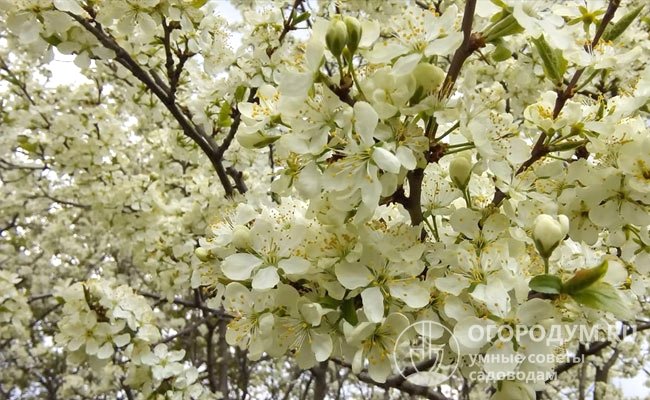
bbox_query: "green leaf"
[531,35,567,85]
[547,140,588,153]
[492,44,512,62]
[252,135,280,149]
[17,135,37,154]
[217,102,232,127]
[292,11,311,26]
[234,85,247,103]
[570,282,631,319]
[567,17,583,26]
[603,5,645,41]
[483,13,523,43]
[42,34,62,46]
[563,260,608,294]
[340,297,358,325]
[319,295,341,309]
[529,274,563,294]
[189,0,208,8]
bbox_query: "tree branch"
[205,321,219,393]
[0,55,52,129]
[138,291,228,316]
[217,311,230,399]
[65,11,238,196]
[404,168,425,229]
[394,0,481,232]
[0,213,19,235]
[311,361,328,400]
[157,317,208,345]
[438,0,483,99]
[331,358,450,400]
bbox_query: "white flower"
[346,313,410,383]
[222,282,276,358]
[142,344,186,381]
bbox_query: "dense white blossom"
[1,0,650,399]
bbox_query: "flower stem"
[544,257,550,274]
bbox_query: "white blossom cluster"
[194,1,650,397]
[0,0,649,398]
[56,280,213,399]
[0,271,32,341]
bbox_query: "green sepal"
[484,14,523,43]
[234,86,247,103]
[17,135,38,154]
[252,135,280,149]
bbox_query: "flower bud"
[194,247,211,262]
[412,63,446,94]
[449,153,473,189]
[532,214,569,258]
[341,47,351,63]
[231,225,251,250]
[326,19,348,58]
[344,16,362,53]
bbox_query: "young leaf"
[603,5,645,41]
[529,274,563,294]
[531,35,567,85]
[570,282,631,319]
[563,260,608,294]
[292,12,311,26]
[217,102,232,127]
[492,44,512,62]
[483,14,523,43]
[190,0,209,8]
[341,297,358,325]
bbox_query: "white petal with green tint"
[311,332,333,361]
[335,262,372,289]
[252,266,279,290]
[361,286,385,323]
[279,256,311,275]
[221,253,262,280]
[389,282,430,308]
[372,147,401,174]
[354,101,378,145]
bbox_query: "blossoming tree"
[1,0,650,399]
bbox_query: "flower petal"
[372,147,401,174]
[252,266,280,290]
[221,253,262,281]
[361,286,384,323]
